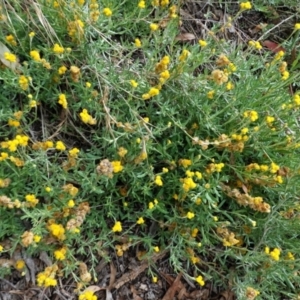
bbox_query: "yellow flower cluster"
[148,199,159,209]
[243,110,258,122]
[248,40,262,50]
[6,34,17,46]
[245,287,260,300]
[181,177,197,192]
[206,162,225,173]
[142,87,160,100]
[4,52,17,62]
[103,7,112,17]
[240,1,252,10]
[1,135,29,152]
[111,161,123,173]
[79,109,96,125]
[68,19,85,41]
[217,226,240,247]
[195,275,205,286]
[25,194,39,207]
[278,61,289,80]
[79,291,97,300]
[153,0,169,6]
[58,94,67,109]
[178,158,192,168]
[112,221,122,232]
[37,265,58,287]
[56,140,66,151]
[19,75,30,90]
[48,223,66,240]
[179,49,190,62]
[265,246,281,261]
[53,43,65,54]
[54,246,67,260]
[154,175,163,186]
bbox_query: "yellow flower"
[29,32,35,38]
[134,38,142,48]
[181,177,197,192]
[246,287,260,299]
[179,159,192,168]
[179,49,190,62]
[240,1,252,10]
[58,94,67,109]
[111,161,123,173]
[226,82,234,90]
[86,82,91,88]
[34,235,42,243]
[19,75,29,90]
[6,35,17,46]
[198,39,207,47]
[269,248,281,261]
[54,247,67,260]
[112,221,122,232]
[30,50,41,61]
[25,194,39,206]
[148,202,154,209]
[195,275,205,286]
[162,167,169,173]
[56,141,66,151]
[152,276,158,283]
[150,23,159,31]
[8,119,20,127]
[67,199,75,208]
[130,80,138,87]
[153,246,160,252]
[15,260,25,270]
[118,147,128,157]
[53,44,64,54]
[270,162,279,174]
[186,212,195,219]
[48,223,65,240]
[154,175,163,186]
[4,52,17,62]
[69,148,80,157]
[58,66,67,75]
[79,291,97,300]
[294,23,300,30]
[29,100,37,108]
[138,1,146,8]
[207,90,215,99]
[103,7,112,17]
[0,245,3,252]
[136,217,145,225]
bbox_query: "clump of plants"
[0,1,300,299]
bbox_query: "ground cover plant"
[0,0,300,299]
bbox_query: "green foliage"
[0,0,300,299]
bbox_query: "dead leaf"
[0,259,14,268]
[106,289,114,300]
[108,262,116,289]
[130,285,143,300]
[0,42,20,71]
[112,250,167,290]
[249,23,268,35]
[262,40,285,53]
[175,33,196,41]
[189,289,210,299]
[220,289,235,300]
[162,273,182,300]
[84,285,103,293]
